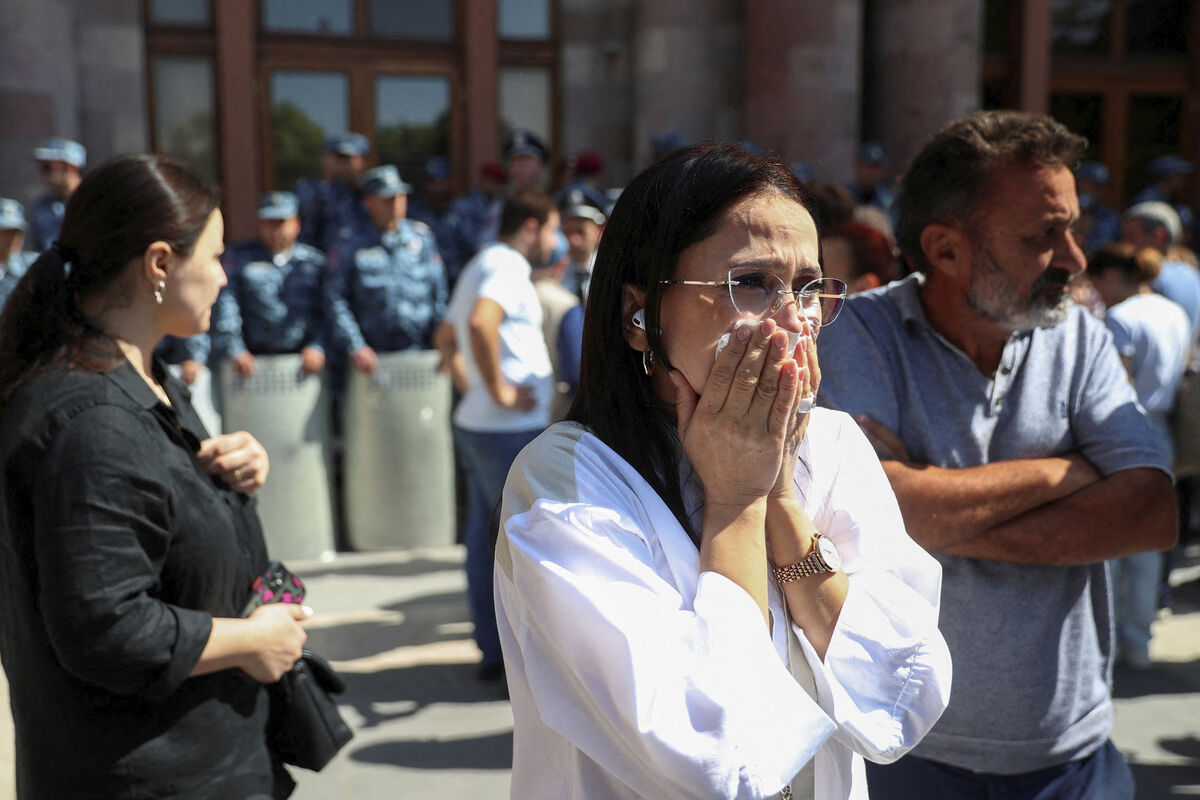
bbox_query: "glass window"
[148,0,210,26]
[1050,93,1103,161]
[270,71,350,189]
[374,76,452,180]
[262,0,353,35]
[981,80,1008,110]
[499,67,551,150]
[1126,94,1184,202]
[369,0,454,40]
[982,0,1009,54]
[499,0,551,39]
[1126,0,1189,54]
[151,55,217,183]
[1051,0,1112,54]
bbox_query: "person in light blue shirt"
[325,165,447,377]
[0,199,38,313]
[1120,201,1200,340]
[820,110,1174,800]
[212,191,327,377]
[28,137,86,253]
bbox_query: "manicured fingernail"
[301,604,314,617]
[736,324,752,341]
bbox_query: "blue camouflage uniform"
[408,194,475,288]
[212,240,328,361]
[296,179,372,255]
[26,196,64,254]
[154,334,210,365]
[325,219,447,355]
[28,137,87,253]
[0,251,37,313]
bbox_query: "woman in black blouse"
[0,155,308,798]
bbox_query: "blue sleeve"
[209,274,245,361]
[180,333,210,365]
[1071,316,1171,476]
[324,243,366,354]
[304,255,327,353]
[815,297,902,432]
[558,304,585,387]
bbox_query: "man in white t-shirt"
[434,189,560,679]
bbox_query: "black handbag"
[267,649,354,771]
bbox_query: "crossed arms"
[857,415,1177,566]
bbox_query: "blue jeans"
[1109,551,1163,661]
[453,425,542,667]
[864,741,1133,799]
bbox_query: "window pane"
[1051,0,1112,54]
[500,67,551,151]
[981,79,1008,110]
[369,0,454,39]
[270,71,350,189]
[983,0,1009,54]
[1126,94,1184,203]
[1126,0,1189,54]
[149,0,210,25]
[1050,93,1103,161]
[262,0,352,35]
[374,76,452,180]
[499,0,550,39]
[151,56,217,183]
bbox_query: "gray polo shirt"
[817,273,1170,774]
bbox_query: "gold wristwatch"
[772,533,842,582]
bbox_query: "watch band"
[771,534,832,583]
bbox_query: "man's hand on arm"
[853,414,1174,564]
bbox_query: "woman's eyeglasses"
[661,268,848,326]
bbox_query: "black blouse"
[0,359,274,798]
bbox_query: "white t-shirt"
[448,243,553,432]
[495,410,952,799]
[1105,292,1191,416]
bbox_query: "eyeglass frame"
[659,270,848,326]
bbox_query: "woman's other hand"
[770,315,820,499]
[197,431,270,493]
[241,603,309,683]
[670,317,800,508]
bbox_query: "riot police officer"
[212,191,328,376]
[325,165,447,376]
[0,199,38,312]
[28,137,86,253]
[295,133,372,254]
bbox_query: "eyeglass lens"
[727,268,846,326]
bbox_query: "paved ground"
[1,545,1198,798]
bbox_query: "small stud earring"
[153,281,165,305]
[642,349,654,375]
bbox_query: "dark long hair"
[568,142,813,542]
[0,154,218,411]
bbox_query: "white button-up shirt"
[495,409,952,799]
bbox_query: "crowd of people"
[0,111,1196,797]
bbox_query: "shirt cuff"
[142,606,213,701]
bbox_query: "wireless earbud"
[631,307,646,330]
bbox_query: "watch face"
[817,535,842,572]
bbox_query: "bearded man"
[817,110,1175,800]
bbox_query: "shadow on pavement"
[1129,760,1200,799]
[1112,660,1200,699]
[350,729,514,771]
[299,556,463,581]
[340,662,508,730]
[305,590,470,660]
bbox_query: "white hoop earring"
[642,349,654,375]
[153,281,165,305]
